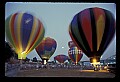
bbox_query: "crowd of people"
[16,62,96,71]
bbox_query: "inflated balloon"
[69,7,115,64]
[54,54,68,63]
[35,37,57,61]
[68,47,83,64]
[5,12,45,59]
[68,41,76,48]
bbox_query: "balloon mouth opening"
[18,51,26,59]
[75,62,78,65]
[90,57,100,65]
[42,59,49,65]
[43,60,47,65]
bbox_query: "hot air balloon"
[54,54,68,64]
[68,47,83,65]
[68,41,76,48]
[5,12,45,60]
[35,37,57,64]
[69,7,116,65]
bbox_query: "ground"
[15,68,115,78]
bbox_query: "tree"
[32,57,38,62]
[24,57,30,62]
[5,41,18,62]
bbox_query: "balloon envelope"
[69,7,115,63]
[68,41,76,48]
[54,54,68,63]
[5,12,45,59]
[68,47,83,64]
[35,37,57,60]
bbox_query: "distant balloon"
[68,47,83,65]
[35,37,57,63]
[69,7,116,64]
[54,54,68,63]
[68,41,76,48]
[5,12,45,59]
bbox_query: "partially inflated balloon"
[54,54,68,63]
[35,37,57,61]
[69,7,115,63]
[5,12,45,59]
[68,47,83,64]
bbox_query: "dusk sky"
[5,2,116,62]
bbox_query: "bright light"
[75,62,77,65]
[19,51,26,59]
[44,60,47,65]
[43,57,47,58]
[91,62,100,65]
[93,58,97,62]
[21,51,26,54]
[104,66,108,70]
[91,58,100,65]
[62,47,64,48]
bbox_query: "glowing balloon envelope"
[5,12,45,59]
[69,7,116,64]
[35,37,57,63]
[68,47,83,65]
[54,54,68,64]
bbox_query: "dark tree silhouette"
[24,57,30,62]
[5,41,18,62]
[32,57,38,62]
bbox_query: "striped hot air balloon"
[69,7,116,64]
[35,37,57,64]
[68,47,83,65]
[5,12,45,59]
